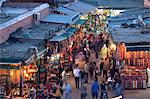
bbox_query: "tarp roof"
[79,0,143,8]
[76,19,87,25]
[11,23,65,40]
[50,27,77,41]
[63,1,96,14]
[41,14,73,24]
[49,35,67,42]
[0,40,45,63]
[41,7,80,24]
[109,27,150,44]
[63,27,77,37]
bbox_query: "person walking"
[100,59,104,76]
[63,82,72,99]
[89,62,95,80]
[103,58,110,80]
[73,65,80,89]
[91,79,99,99]
[54,83,61,99]
[61,69,68,83]
[95,66,99,80]
[113,76,123,97]
[100,81,108,99]
[84,61,89,83]
[80,69,86,85]
[80,83,87,99]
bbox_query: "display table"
[121,66,147,89]
[121,75,147,89]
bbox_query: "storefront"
[115,43,150,89]
[0,63,20,96]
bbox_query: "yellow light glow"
[57,54,60,58]
[10,71,14,76]
[25,74,29,78]
[23,70,27,74]
[51,56,54,61]
[110,43,116,51]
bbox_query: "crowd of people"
[25,30,123,99]
[5,27,122,99]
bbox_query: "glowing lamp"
[51,56,54,61]
[110,43,116,51]
[10,71,14,76]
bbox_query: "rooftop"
[79,0,144,8]
[0,2,49,44]
[0,2,43,24]
[63,1,96,14]
[41,6,80,24]
[108,8,150,21]
[11,23,65,40]
[0,39,45,63]
[109,27,150,44]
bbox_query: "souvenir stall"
[23,62,38,83]
[47,53,60,83]
[0,64,20,96]
[116,43,150,89]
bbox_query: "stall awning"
[0,58,22,63]
[127,45,150,51]
[76,19,87,25]
[41,7,80,24]
[0,65,20,70]
[49,35,67,42]
[63,1,96,14]
[50,27,77,42]
[62,27,77,37]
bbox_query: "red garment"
[45,83,52,92]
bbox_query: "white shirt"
[73,68,80,77]
[61,70,66,80]
[107,77,112,82]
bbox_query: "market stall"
[116,43,150,89]
[0,64,20,96]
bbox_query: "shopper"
[54,83,61,99]
[103,58,110,80]
[80,83,87,99]
[84,62,89,83]
[63,82,72,99]
[89,62,94,80]
[100,81,108,99]
[95,66,99,80]
[73,65,80,89]
[91,79,99,99]
[61,69,68,83]
[100,59,104,76]
[113,77,123,97]
[80,69,86,85]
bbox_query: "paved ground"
[66,76,150,99]
[64,51,150,99]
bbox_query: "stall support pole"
[19,65,23,97]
